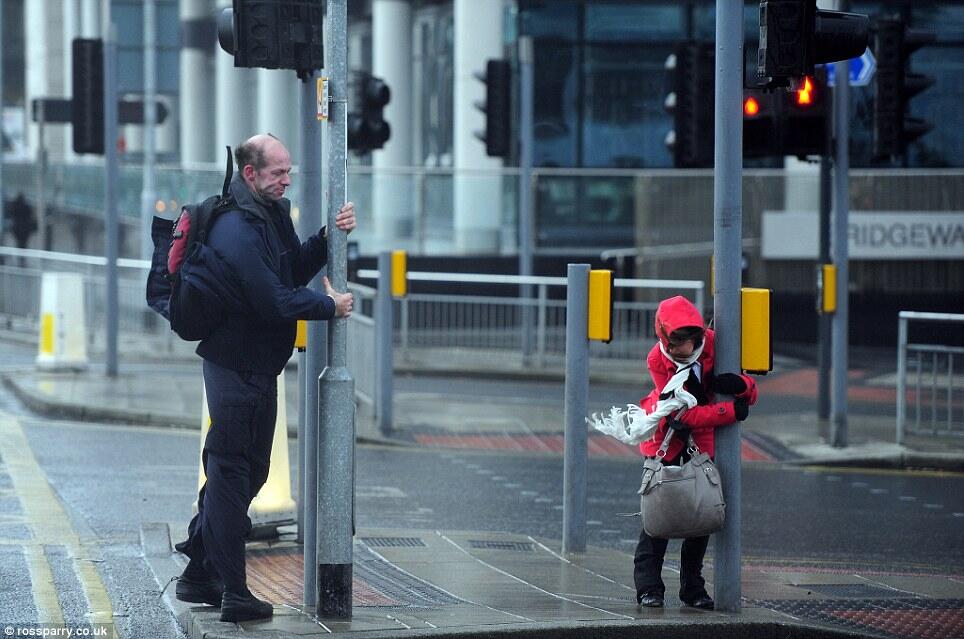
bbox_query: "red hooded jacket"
[638,296,756,459]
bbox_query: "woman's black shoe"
[220,590,274,622]
[174,576,223,607]
[637,592,664,608]
[682,594,715,610]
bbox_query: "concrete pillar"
[25,0,66,159]
[452,0,503,253]
[372,0,414,252]
[783,157,820,213]
[180,0,215,164]
[80,0,101,37]
[257,69,300,151]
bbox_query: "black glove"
[734,397,750,421]
[714,372,748,395]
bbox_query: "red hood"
[654,296,705,348]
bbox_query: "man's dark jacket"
[194,174,335,375]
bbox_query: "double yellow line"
[0,411,114,628]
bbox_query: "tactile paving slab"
[749,598,964,639]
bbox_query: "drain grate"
[468,540,534,552]
[361,536,426,548]
[354,544,463,607]
[795,583,910,598]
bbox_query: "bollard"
[36,272,88,371]
[197,373,297,533]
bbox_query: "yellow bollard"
[197,373,297,530]
[36,273,88,371]
[741,287,772,374]
[587,269,614,343]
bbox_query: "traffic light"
[872,17,935,160]
[217,0,324,74]
[743,88,778,159]
[758,1,869,87]
[664,42,714,168]
[72,38,104,155]
[782,69,829,157]
[474,59,511,157]
[347,74,391,153]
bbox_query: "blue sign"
[825,48,876,87]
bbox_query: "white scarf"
[588,361,698,445]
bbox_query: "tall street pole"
[140,0,157,261]
[0,1,5,246]
[103,1,119,377]
[518,36,534,361]
[831,53,850,447]
[318,0,354,619]
[712,0,744,612]
[299,68,326,607]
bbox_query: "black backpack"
[146,148,238,341]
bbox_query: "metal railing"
[896,311,964,444]
[347,282,376,407]
[358,269,704,366]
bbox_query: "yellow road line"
[0,411,115,625]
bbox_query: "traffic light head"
[872,17,935,160]
[72,39,105,155]
[218,1,324,74]
[347,74,391,153]
[664,42,714,168]
[473,59,511,158]
[759,0,868,86]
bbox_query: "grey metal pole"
[712,0,744,613]
[140,0,157,261]
[104,14,119,378]
[562,263,589,554]
[376,251,394,435]
[0,2,5,246]
[297,348,306,544]
[817,155,832,423]
[518,36,534,362]
[896,315,907,445]
[831,54,850,448]
[299,70,326,607]
[36,103,47,252]
[319,0,354,619]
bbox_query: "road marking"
[0,410,114,625]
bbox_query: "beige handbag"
[638,420,725,539]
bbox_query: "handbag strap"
[655,408,699,460]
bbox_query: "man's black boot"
[221,589,273,622]
[175,563,223,607]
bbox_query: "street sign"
[31,97,169,125]
[825,48,876,87]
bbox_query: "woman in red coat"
[634,296,757,610]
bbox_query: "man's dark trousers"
[178,360,277,593]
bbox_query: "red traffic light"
[744,96,761,117]
[795,76,816,106]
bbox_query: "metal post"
[536,283,547,367]
[831,53,850,448]
[103,11,119,378]
[318,0,354,619]
[36,103,47,252]
[297,349,306,543]
[712,0,743,612]
[896,314,907,445]
[140,0,157,261]
[376,252,394,435]
[817,154,832,422]
[518,36,535,362]
[562,263,589,554]
[299,70,326,607]
[0,2,5,246]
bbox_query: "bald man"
[174,134,355,622]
